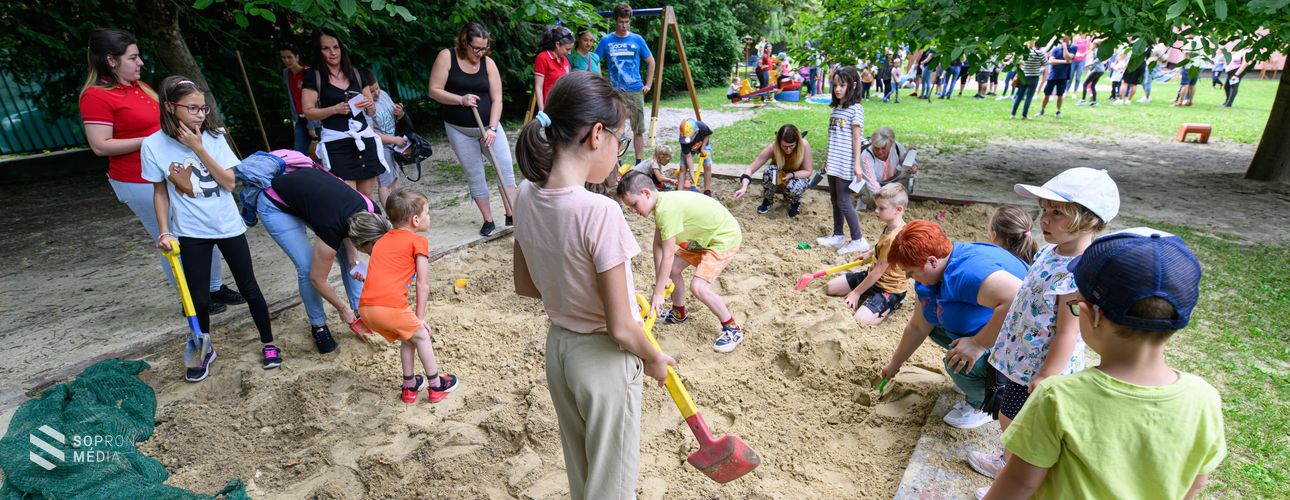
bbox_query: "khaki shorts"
[621,90,646,137]
[358,305,422,342]
[677,245,739,283]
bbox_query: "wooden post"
[670,18,702,123]
[647,7,671,149]
[524,92,536,124]
[234,50,271,151]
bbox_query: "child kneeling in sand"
[350,189,459,403]
[622,144,677,189]
[824,183,909,325]
[619,171,746,352]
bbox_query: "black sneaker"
[787,202,801,218]
[480,220,496,237]
[312,325,338,354]
[504,215,513,227]
[210,285,245,305]
[262,344,282,369]
[209,302,227,315]
[185,346,216,382]
[660,308,688,324]
[757,201,772,214]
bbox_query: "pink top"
[513,182,642,334]
[1073,40,1090,62]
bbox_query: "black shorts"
[990,70,1000,83]
[1043,79,1069,96]
[996,375,1031,420]
[1123,68,1145,85]
[976,71,990,83]
[844,271,906,316]
[322,137,384,181]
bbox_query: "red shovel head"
[684,413,761,483]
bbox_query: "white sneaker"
[975,486,990,500]
[968,451,1006,479]
[837,237,871,254]
[944,401,993,428]
[995,95,1008,100]
[1138,97,1151,103]
[816,234,845,247]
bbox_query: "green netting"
[0,359,246,499]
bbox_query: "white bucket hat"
[1014,167,1120,222]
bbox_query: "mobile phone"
[344,90,361,99]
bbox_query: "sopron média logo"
[28,425,65,471]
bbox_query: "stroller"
[390,113,433,182]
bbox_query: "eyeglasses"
[170,103,211,115]
[1066,299,1094,317]
[469,44,491,54]
[580,123,632,157]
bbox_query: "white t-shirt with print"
[140,130,246,239]
[825,103,864,180]
[988,244,1083,385]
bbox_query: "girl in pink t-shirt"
[511,71,675,499]
[533,25,574,112]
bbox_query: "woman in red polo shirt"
[533,25,574,113]
[79,28,240,312]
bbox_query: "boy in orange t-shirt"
[352,189,459,403]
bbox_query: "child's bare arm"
[1184,475,1208,500]
[414,254,429,320]
[651,230,677,312]
[598,262,674,384]
[851,123,864,176]
[513,242,541,299]
[1032,291,1082,391]
[983,458,1049,499]
[152,182,174,251]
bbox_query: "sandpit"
[136,191,994,499]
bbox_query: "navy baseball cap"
[1068,228,1202,331]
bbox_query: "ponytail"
[989,206,1040,265]
[515,71,626,185]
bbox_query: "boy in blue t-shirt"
[595,3,655,165]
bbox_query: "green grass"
[1128,221,1290,497]
[661,78,1279,164]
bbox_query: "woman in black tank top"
[428,22,517,237]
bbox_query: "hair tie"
[535,111,551,128]
[1026,230,1034,237]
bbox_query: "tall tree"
[806,0,1290,181]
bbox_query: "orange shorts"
[676,245,739,283]
[357,305,423,342]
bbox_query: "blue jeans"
[292,116,313,155]
[109,179,222,292]
[1003,70,1017,95]
[1071,59,1087,90]
[1012,75,1039,117]
[940,67,961,98]
[920,67,934,97]
[928,327,992,409]
[257,193,362,326]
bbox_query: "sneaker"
[262,344,282,369]
[311,325,339,354]
[968,451,1006,479]
[185,346,216,382]
[210,285,245,305]
[787,202,801,218]
[944,400,993,429]
[816,234,845,247]
[1089,101,1099,107]
[996,95,1008,100]
[504,215,513,226]
[400,375,428,403]
[427,374,460,403]
[660,307,688,324]
[1055,111,1062,118]
[837,237,871,254]
[1038,110,1045,117]
[975,486,990,500]
[713,324,744,353]
[757,200,772,214]
[1138,97,1151,103]
[209,302,227,315]
[1075,99,1087,105]
[480,220,496,237]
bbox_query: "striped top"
[1021,48,1047,77]
[826,103,864,179]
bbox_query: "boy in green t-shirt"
[984,228,1225,500]
[618,171,745,353]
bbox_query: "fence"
[0,73,86,155]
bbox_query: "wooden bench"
[1176,123,1212,143]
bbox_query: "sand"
[134,194,994,499]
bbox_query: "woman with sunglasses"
[142,76,277,381]
[428,22,517,237]
[79,28,241,314]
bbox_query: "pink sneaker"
[968,450,1006,479]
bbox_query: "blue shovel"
[162,240,212,372]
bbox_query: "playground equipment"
[1176,123,1212,143]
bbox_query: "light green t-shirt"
[1002,368,1226,500]
[654,191,742,251]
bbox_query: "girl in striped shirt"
[816,66,870,255]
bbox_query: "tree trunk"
[1246,67,1290,182]
[133,0,212,96]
